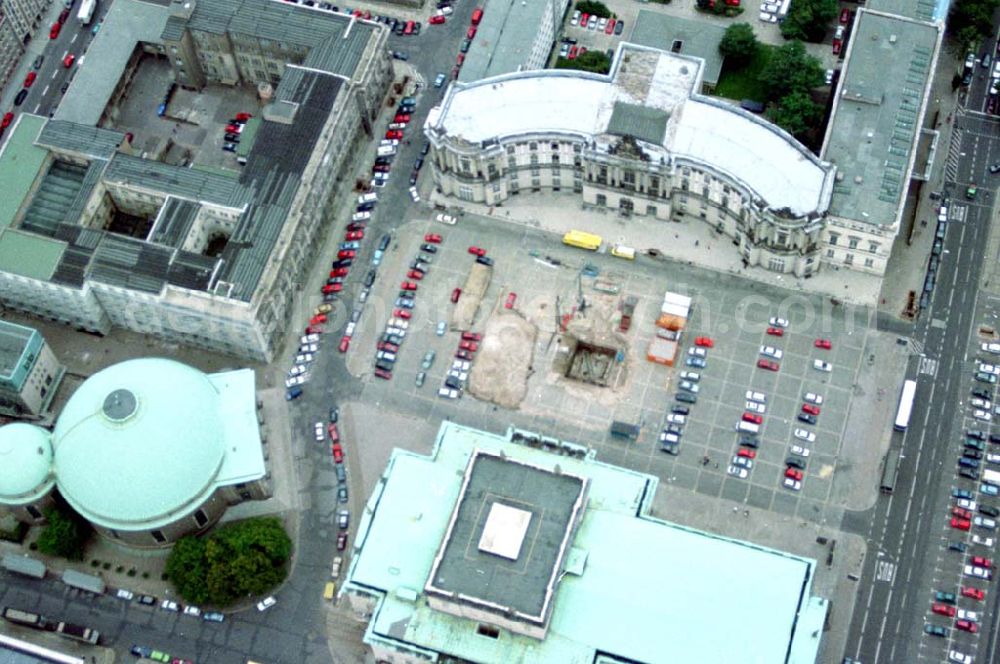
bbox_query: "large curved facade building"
[425,45,837,277]
[0,358,271,548]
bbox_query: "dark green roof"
[607,102,669,145]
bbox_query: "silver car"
[759,345,783,360]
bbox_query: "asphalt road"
[844,44,1000,664]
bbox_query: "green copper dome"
[0,423,54,502]
[53,358,227,529]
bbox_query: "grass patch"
[714,43,774,102]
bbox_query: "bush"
[719,23,759,66]
[90,560,100,568]
[779,0,838,42]
[36,505,91,561]
[127,568,137,577]
[576,0,611,18]
[166,517,292,607]
[555,51,612,75]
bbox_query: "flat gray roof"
[821,9,940,226]
[629,12,726,87]
[0,321,34,379]
[458,0,552,82]
[426,451,586,623]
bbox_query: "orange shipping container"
[656,314,685,331]
[647,338,677,366]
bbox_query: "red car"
[456,53,465,67]
[605,18,615,33]
[568,45,578,60]
[742,412,763,424]
[338,249,356,259]
[580,12,589,26]
[49,22,61,39]
[345,230,364,241]
[953,506,973,520]
[338,336,350,353]
[462,332,482,341]
[62,54,75,68]
[235,112,253,121]
[429,14,446,23]
[467,26,477,39]
[757,359,779,371]
[456,349,473,360]
[766,327,784,337]
[814,339,832,349]
[372,164,390,173]
[785,467,803,481]
[330,267,349,278]
[332,443,344,463]
[311,314,327,325]
[694,336,714,348]
[424,233,442,243]
[451,288,462,303]
[1,112,13,128]
[802,403,820,416]
[971,556,993,568]
[505,292,517,309]
[956,619,977,633]
[400,281,418,291]
[328,423,340,442]
[336,532,348,551]
[407,270,424,280]
[374,368,393,380]
[952,517,972,531]
[322,284,340,294]
[393,308,412,320]
[58,8,70,23]
[346,222,366,232]
[23,72,36,88]
[394,114,411,123]
[833,39,842,56]
[931,603,956,617]
[460,340,479,352]
[404,19,415,34]
[378,341,400,353]
[468,246,486,257]
[839,7,851,23]
[386,130,404,140]
[962,586,985,601]
[737,448,756,459]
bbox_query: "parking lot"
[340,211,899,525]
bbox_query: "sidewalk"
[430,189,884,306]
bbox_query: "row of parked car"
[116,587,225,622]
[569,9,625,35]
[659,339,712,457]
[221,112,251,153]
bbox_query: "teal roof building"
[0,423,55,506]
[0,357,269,547]
[343,422,828,663]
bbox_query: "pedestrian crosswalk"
[945,127,964,183]
[918,356,938,376]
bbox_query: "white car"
[981,363,1000,375]
[299,343,318,353]
[793,428,816,443]
[982,342,1000,354]
[183,605,201,617]
[965,564,993,579]
[597,16,607,30]
[762,1,778,10]
[958,498,978,510]
[727,465,749,479]
[448,370,469,382]
[972,398,992,409]
[681,371,701,382]
[352,211,371,222]
[116,589,134,600]
[314,422,324,441]
[285,375,306,388]
[974,409,992,422]
[376,350,396,362]
[379,139,399,147]
[408,186,421,202]
[975,516,997,529]
[783,477,801,491]
[949,651,972,664]
[745,401,766,414]
[803,392,824,405]
[987,453,1000,465]
[972,534,994,546]
[386,326,407,338]
[813,359,832,372]
[161,600,180,612]
[759,345,783,360]
[679,380,699,393]
[436,213,457,225]
[759,11,777,22]
[791,445,810,457]
[769,317,789,328]
[344,321,356,337]
[453,360,471,371]
[732,455,753,469]
[688,346,707,358]
[388,318,409,330]
[289,365,307,377]
[571,9,580,24]
[300,334,320,344]
[295,353,314,364]
[438,387,460,399]
[746,390,767,403]
[956,609,979,622]
[331,556,343,579]
[666,413,686,424]
[256,596,277,612]
[358,192,377,205]
[436,321,447,336]
[388,122,407,130]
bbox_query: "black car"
[14,89,27,106]
[225,133,240,142]
[412,21,421,34]
[357,201,376,212]
[375,156,393,165]
[990,433,1000,444]
[60,82,69,94]
[739,434,759,448]
[393,21,405,34]
[445,376,463,390]
[980,505,1000,517]
[392,51,408,61]
[476,256,494,267]
[421,142,431,156]
[785,457,806,470]
[660,441,680,456]
[364,269,376,287]
[460,38,471,53]
[959,468,980,481]
[33,55,44,70]
[948,541,968,553]
[963,449,984,460]
[797,413,817,425]
[331,258,353,269]
[409,171,419,186]
[420,243,438,253]
[968,429,987,440]
[614,19,624,35]
[378,233,391,251]
[415,157,424,170]
[972,387,991,399]
[671,405,689,415]
[338,485,348,503]
[675,392,697,404]
[409,260,428,272]
[329,406,339,423]
[375,358,394,372]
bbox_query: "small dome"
[53,358,227,528]
[0,423,54,501]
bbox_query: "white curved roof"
[0,423,54,502]
[428,48,833,218]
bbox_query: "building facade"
[427,46,835,278]
[0,0,49,89]
[0,321,65,420]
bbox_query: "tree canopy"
[948,0,1000,52]
[780,0,838,42]
[37,505,91,561]
[575,0,611,18]
[759,40,823,100]
[166,517,292,607]
[767,91,823,139]
[719,23,759,66]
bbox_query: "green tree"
[166,517,292,607]
[948,0,1000,52]
[37,505,91,561]
[768,91,823,140]
[719,23,759,66]
[759,40,823,100]
[575,0,611,18]
[780,0,838,42]
[555,51,612,75]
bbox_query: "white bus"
[76,0,96,25]
[894,379,917,431]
